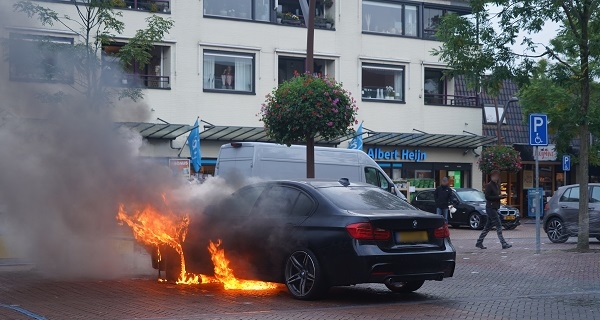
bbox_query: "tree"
[259,73,358,178]
[13,0,174,108]
[433,0,600,251]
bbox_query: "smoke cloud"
[0,1,240,280]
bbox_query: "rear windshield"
[318,186,415,211]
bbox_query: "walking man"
[476,170,512,249]
[434,177,452,221]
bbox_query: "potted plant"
[385,86,395,100]
[325,16,334,29]
[276,12,283,24]
[283,12,300,25]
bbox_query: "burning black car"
[178,179,456,300]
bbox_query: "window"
[591,187,600,203]
[9,33,74,83]
[319,186,414,211]
[424,68,446,105]
[230,185,267,215]
[291,192,315,216]
[423,8,443,39]
[204,0,253,19]
[362,1,419,36]
[203,51,255,93]
[254,186,300,216]
[483,105,507,124]
[364,167,391,192]
[361,64,404,102]
[417,191,434,201]
[102,43,171,89]
[560,187,580,202]
[278,56,335,84]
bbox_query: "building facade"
[1,0,490,189]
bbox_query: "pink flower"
[333,98,339,106]
[327,121,333,126]
[332,108,338,113]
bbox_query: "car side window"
[591,187,600,203]
[417,191,434,201]
[253,185,300,216]
[291,192,315,216]
[230,186,267,215]
[560,187,580,202]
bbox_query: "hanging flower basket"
[478,145,522,173]
[259,72,358,146]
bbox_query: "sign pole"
[535,146,541,254]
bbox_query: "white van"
[215,142,405,199]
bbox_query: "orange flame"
[208,240,277,290]
[116,198,276,290]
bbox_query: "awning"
[118,122,195,140]
[362,132,497,149]
[200,125,348,145]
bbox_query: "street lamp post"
[305,0,317,179]
[496,97,519,144]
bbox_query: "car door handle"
[589,207,595,210]
[561,205,568,208]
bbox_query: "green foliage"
[478,145,522,174]
[118,15,174,72]
[260,73,358,146]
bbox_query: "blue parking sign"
[563,155,571,171]
[529,114,548,146]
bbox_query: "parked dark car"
[543,184,600,243]
[168,179,456,300]
[411,188,521,230]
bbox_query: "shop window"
[424,68,446,105]
[361,64,404,102]
[102,43,172,89]
[560,187,580,202]
[278,56,335,84]
[362,1,418,36]
[203,51,255,93]
[9,33,74,83]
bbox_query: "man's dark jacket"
[485,181,502,209]
[434,185,452,209]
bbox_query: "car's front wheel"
[284,249,328,300]
[384,279,425,293]
[469,212,483,230]
[546,218,568,243]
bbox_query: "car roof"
[243,179,377,189]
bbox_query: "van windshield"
[318,186,415,211]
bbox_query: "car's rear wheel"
[384,279,425,293]
[546,218,568,243]
[469,212,483,230]
[284,249,328,300]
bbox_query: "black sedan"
[172,179,456,300]
[411,188,520,230]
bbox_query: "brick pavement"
[0,223,598,320]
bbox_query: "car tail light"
[346,222,391,241]
[544,202,549,212]
[434,224,450,239]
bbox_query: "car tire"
[546,218,568,243]
[284,249,328,300]
[469,212,483,230]
[384,279,425,293]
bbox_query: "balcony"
[119,74,171,89]
[424,94,478,107]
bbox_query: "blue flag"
[348,122,363,150]
[187,119,201,172]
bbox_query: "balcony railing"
[424,94,478,107]
[109,74,170,89]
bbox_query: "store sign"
[366,148,427,162]
[534,145,557,161]
[169,159,190,178]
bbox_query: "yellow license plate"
[504,216,516,220]
[395,231,428,243]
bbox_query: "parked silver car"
[543,184,600,243]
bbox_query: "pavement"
[0,221,599,320]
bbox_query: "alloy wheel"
[547,218,568,243]
[285,251,316,298]
[469,213,481,230]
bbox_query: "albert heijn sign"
[366,148,427,162]
[533,145,557,161]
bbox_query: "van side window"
[365,167,379,187]
[377,171,390,191]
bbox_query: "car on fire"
[171,179,456,300]
[411,188,521,230]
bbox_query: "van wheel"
[384,279,425,293]
[546,218,568,243]
[284,249,328,300]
